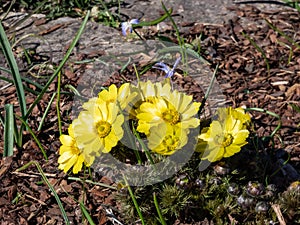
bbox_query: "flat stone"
[0,0,290,89]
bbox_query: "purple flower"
[121,19,139,36]
[153,56,181,78]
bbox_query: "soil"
[0,0,299,224]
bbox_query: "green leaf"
[153,192,167,225]
[17,116,48,160]
[0,23,27,118]
[23,10,91,122]
[131,8,173,28]
[4,104,14,157]
[79,201,96,225]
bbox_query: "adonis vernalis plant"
[58,61,251,173]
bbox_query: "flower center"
[162,109,180,125]
[222,134,234,147]
[162,135,180,152]
[215,133,234,147]
[71,146,80,155]
[96,121,111,138]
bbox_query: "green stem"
[161,2,188,75]
[16,161,70,225]
[198,64,219,116]
[241,31,270,77]
[245,107,282,138]
[56,71,62,136]
[38,93,56,131]
[131,8,173,28]
[123,175,145,225]
[17,116,48,160]
[132,126,155,165]
[153,192,167,225]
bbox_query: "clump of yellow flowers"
[58,80,251,174]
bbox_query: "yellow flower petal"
[58,151,73,164]
[223,145,241,158]
[59,135,74,147]
[73,154,85,174]
[233,130,249,145]
[136,121,150,134]
[59,145,73,155]
[63,155,78,173]
[82,97,97,111]
[135,87,200,136]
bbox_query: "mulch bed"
[0,4,299,225]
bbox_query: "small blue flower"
[153,56,181,78]
[121,19,139,36]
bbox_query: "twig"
[234,0,297,9]
[271,204,286,225]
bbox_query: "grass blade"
[16,161,70,225]
[38,93,56,131]
[56,71,62,136]
[0,66,11,74]
[131,8,172,28]
[161,2,188,74]
[265,19,300,50]
[241,31,270,76]
[123,176,145,225]
[289,103,300,113]
[0,0,16,22]
[0,74,46,92]
[161,2,181,46]
[198,63,219,116]
[23,10,90,121]
[245,107,282,138]
[153,192,167,225]
[0,23,27,118]
[17,116,48,160]
[79,201,96,225]
[17,10,91,146]
[4,104,14,157]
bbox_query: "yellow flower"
[217,107,251,128]
[73,97,124,165]
[129,80,171,118]
[58,124,90,174]
[197,114,249,162]
[135,82,200,135]
[99,83,137,110]
[83,83,137,112]
[148,124,188,155]
[137,80,171,100]
[137,96,200,134]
